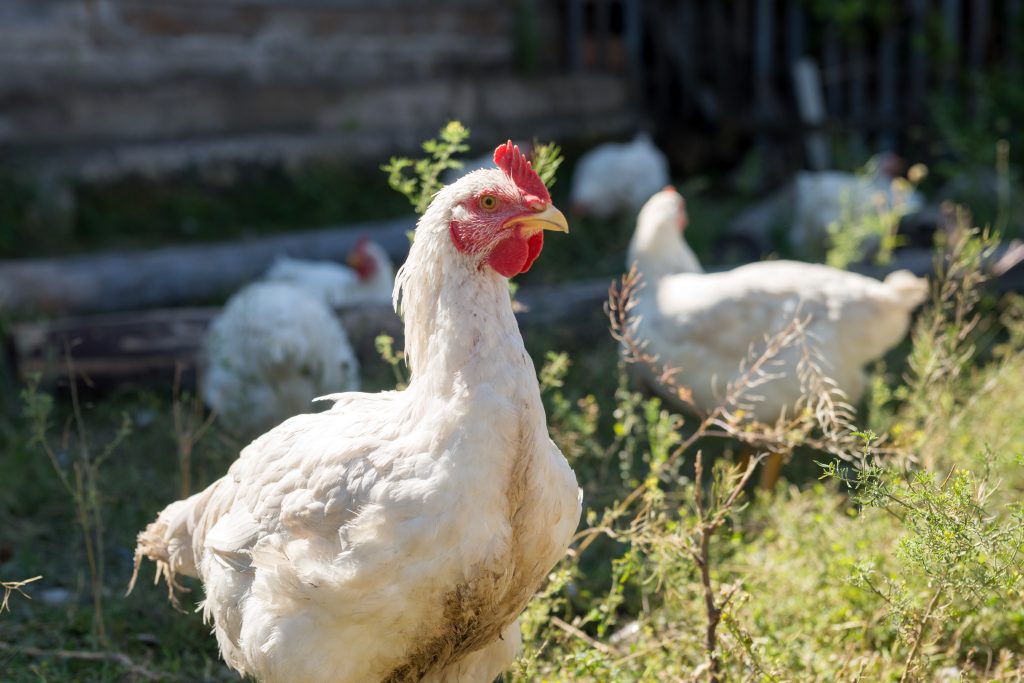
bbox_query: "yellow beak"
[505,203,570,236]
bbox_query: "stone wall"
[0,0,632,179]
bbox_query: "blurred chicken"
[628,188,928,485]
[264,238,394,308]
[134,142,581,683]
[201,279,359,437]
[571,133,670,219]
[791,152,924,255]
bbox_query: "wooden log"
[0,217,414,317]
[8,278,613,390]
[13,245,1023,393]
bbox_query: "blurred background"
[1,0,1021,260]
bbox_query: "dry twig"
[0,576,42,613]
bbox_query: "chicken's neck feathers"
[395,206,538,404]
[628,222,703,282]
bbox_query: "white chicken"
[627,189,928,481]
[791,153,924,255]
[264,238,395,308]
[133,142,581,683]
[201,279,360,437]
[571,132,670,219]
[202,240,393,436]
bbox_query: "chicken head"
[449,141,569,278]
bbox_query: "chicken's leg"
[759,452,784,490]
[736,448,785,491]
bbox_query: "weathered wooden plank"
[878,21,899,151]
[622,0,644,83]
[0,218,414,317]
[785,0,806,67]
[908,0,929,119]
[792,58,830,170]
[821,24,843,117]
[567,0,585,71]
[753,0,774,130]
[969,0,991,71]
[8,278,613,389]
[942,0,962,96]
[594,0,612,69]
[14,245,1023,391]
[1009,0,1022,74]
[847,39,868,159]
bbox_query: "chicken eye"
[479,194,499,211]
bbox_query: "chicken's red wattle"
[487,232,543,277]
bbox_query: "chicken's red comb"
[494,140,550,203]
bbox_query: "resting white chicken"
[134,142,581,683]
[264,238,395,308]
[791,152,924,255]
[627,187,928,427]
[202,240,393,435]
[202,280,360,437]
[571,132,670,219]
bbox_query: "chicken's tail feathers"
[883,269,929,310]
[127,498,198,610]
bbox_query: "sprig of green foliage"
[22,373,131,643]
[382,121,471,215]
[382,121,565,217]
[531,141,564,190]
[825,160,927,270]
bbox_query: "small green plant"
[21,367,131,642]
[531,141,564,190]
[382,121,472,215]
[171,365,217,499]
[382,121,565,217]
[822,460,1024,681]
[825,160,927,269]
[374,333,409,390]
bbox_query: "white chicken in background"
[201,240,391,435]
[264,237,395,308]
[627,188,928,484]
[570,132,670,219]
[791,152,924,255]
[201,279,360,437]
[134,142,581,683]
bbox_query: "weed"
[21,361,131,643]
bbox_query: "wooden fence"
[561,0,1023,169]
